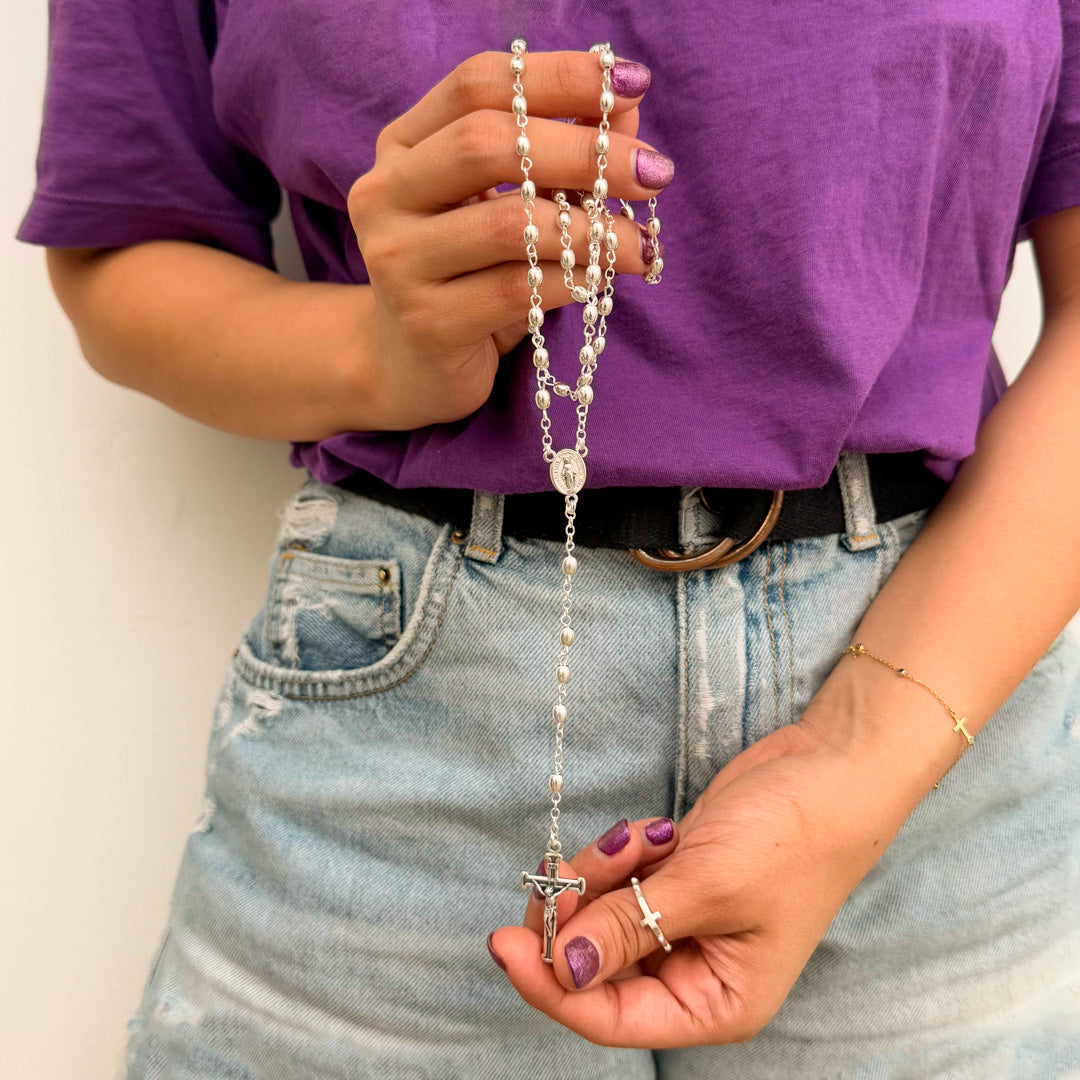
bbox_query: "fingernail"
[564,935,600,989]
[640,232,665,263]
[645,817,674,844]
[486,931,507,972]
[611,60,651,98]
[634,148,674,190]
[533,856,546,901]
[597,817,630,855]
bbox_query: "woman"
[15,2,1080,1076]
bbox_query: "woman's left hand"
[487,710,924,1048]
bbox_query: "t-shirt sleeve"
[1016,0,1080,243]
[14,0,281,270]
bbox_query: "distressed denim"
[122,454,1080,1079]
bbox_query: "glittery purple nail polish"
[610,60,651,99]
[486,931,507,972]
[640,233,665,263]
[564,935,600,989]
[532,856,547,900]
[635,148,675,190]
[645,817,674,845]
[597,818,630,855]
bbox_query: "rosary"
[509,38,666,963]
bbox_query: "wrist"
[799,650,974,802]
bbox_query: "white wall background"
[0,8,1059,1080]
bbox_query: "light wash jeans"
[122,453,1080,1079]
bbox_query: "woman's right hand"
[345,49,674,431]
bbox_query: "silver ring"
[630,876,673,953]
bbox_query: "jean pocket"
[231,502,464,700]
[265,546,402,672]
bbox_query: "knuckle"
[450,52,496,112]
[497,260,531,311]
[553,50,580,99]
[492,191,527,250]
[605,899,646,965]
[455,109,504,165]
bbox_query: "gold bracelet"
[842,641,974,789]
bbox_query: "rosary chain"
[510,36,664,860]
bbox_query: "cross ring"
[629,876,673,953]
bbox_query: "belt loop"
[836,452,882,552]
[465,490,505,564]
[678,485,719,549]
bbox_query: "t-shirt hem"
[14,190,276,270]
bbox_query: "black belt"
[331,451,947,568]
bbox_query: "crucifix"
[520,850,587,963]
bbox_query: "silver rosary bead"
[599,48,615,69]
[527,306,544,329]
[592,177,608,201]
[552,381,572,397]
[512,94,527,115]
[560,627,575,646]
[510,54,524,76]
[583,303,598,325]
[524,223,539,244]
[577,385,594,406]
[596,132,610,155]
[556,665,571,684]
[560,248,576,271]
[527,266,543,288]
[520,179,535,201]
[535,389,550,409]
[593,334,605,354]
[579,344,595,365]
[585,264,602,287]
[533,346,549,369]
[552,702,567,723]
[588,220,605,244]
[558,210,572,230]
[562,555,578,575]
[549,773,564,793]
[598,296,613,317]
[570,285,590,303]
[604,230,618,251]
[516,134,531,156]
[599,90,615,114]
[647,216,662,237]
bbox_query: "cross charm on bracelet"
[520,851,587,963]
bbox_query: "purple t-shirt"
[15,1,1080,492]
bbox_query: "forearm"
[804,308,1080,798]
[46,239,384,440]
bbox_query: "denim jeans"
[122,453,1080,1079]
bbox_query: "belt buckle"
[629,489,785,571]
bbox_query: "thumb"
[553,870,690,992]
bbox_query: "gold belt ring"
[629,489,785,571]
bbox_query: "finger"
[489,925,722,1049]
[550,865,725,994]
[393,107,672,213]
[412,194,658,281]
[530,107,642,205]
[523,816,677,938]
[383,49,651,152]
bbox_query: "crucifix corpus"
[520,850,587,962]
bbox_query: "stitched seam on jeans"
[780,539,794,726]
[764,543,780,732]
